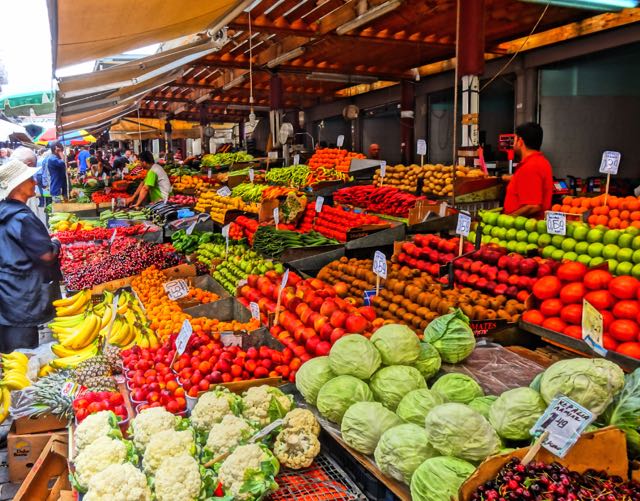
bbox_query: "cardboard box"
[8,425,68,483]
[13,413,68,435]
[14,434,70,501]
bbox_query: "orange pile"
[186,288,219,304]
[308,148,365,172]
[553,195,640,229]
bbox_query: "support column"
[400,80,415,165]
[164,121,172,155]
[238,120,246,150]
[269,74,284,150]
[515,67,538,126]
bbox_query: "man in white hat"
[0,159,62,350]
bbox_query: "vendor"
[503,122,553,218]
[0,159,62,350]
[127,151,171,207]
[368,143,380,160]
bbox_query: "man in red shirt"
[503,122,554,218]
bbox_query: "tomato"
[613,300,640,320]
[542,317,567,333]
[76,408,88,421]
[583,269,613,290]
[74,398,89,410]
[609,319,640,342]
[563,325,583,339]
[187,386,199,398]
[166,400,180,413]
[522,309,545,325]
[87,402,102,414]
[109,393,124,405]
[532,276,562,300]
[584,290,614,310]
[557,262,587,282]
[602,310,615,331]
[603,334,619,351]
[615,342,640,359]
[114,405,127,418]
[559,282,586,305]
[540,299,563,317]
[560,304,583,325]
[609,275,640,300]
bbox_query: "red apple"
[320,300,338,317]
[330,327,345,344]
[315,341,332,356]
[345,314,368,334]
[319,322,334,340]
[358,306,377,321]
[330,310,347,328]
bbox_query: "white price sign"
[164,279,190,300]
[455,212,471,237]
[417,139,427,156]
[373,250,387,279]
[222,223,230,253]
[379,161,386,178]
[599,151,621,175]
[315,196,324,213]
[208,168,212,178]
[109,228,117,245]
[249,301,260,320]
[175,320,193,355]
[249,168,255,183]
[546,211,567,236]
[185,219,199,235]
[336,135,344,148]
[268,151,278,160]
[530,396,594,458]
[293,154,300,165]
[582,299,606,356]
[273,207,279,226]
[221,331,243,347]
[281,268,290,289]
[217,186,232,197]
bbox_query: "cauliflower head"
[129,407,176,451]
[154,454,201,501]
[218,443,280,500]
[241,385,293,427]
[274,428,321,469]
[142,429,196,474]
[190,389,242,432]
[205,414,254,459]
[74,436,131,491]
[282,408,320,436]
[75,410,122,453]
[84,462,152,501]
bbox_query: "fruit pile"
[194,192,259,223]
[230,183,268,202]
[233,216,259,244]
[211,249,285,294]
[200,151,253,167]
[49,213,100,233]
[552,194,640,229]
[73,390,128,422]
[252,226,340,258]
[226,221,246,241]
[168,194,198,205]
[171,175,210,194]
[397,234,476,276]
[53,225,156,244]
[260,185,298,200]
[307,148,365,172]
[334,185,429,217]
[372,164,484,197]
[298,204,384,242]
[525,262,640,358]
[91,190,130,203]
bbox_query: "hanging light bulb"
[249,110,256,127]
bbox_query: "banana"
[0,387,10,423]
[55,290,90,316]
[109,321,132,346]
[123,309,138,326]
[51,345,99,369]
[100,306,114,329]
[51,341,99,358]
[48,312,87,328]
[1,352,28,366]
[2,360,28,372]
[38,364,54,377]
[118,294,127,307]
[1,372,31,390]
[52,290,85,308]
[60,314,100,350]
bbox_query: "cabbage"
[424,403,501,462]
[432,373,484,404]
[530,372,543,392]
[468,396,498,419]
[423,308,476,363]
[410,456,475,501]
[370,324,420,366]
[316,375,374,424]
[413,343,442,381]
[374,424,438,484]
[370,366,427,411]
[329,335,381,380]
[295,357,335,405]
[601,368,640,456]
[489,388,546,441]
[540,358,625,416]
[396,389,443,426]
[340,402,402,455]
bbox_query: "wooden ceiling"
[137,0,592,123]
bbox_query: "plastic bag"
[19,342,57,382]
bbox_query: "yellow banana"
[118,294,127,307]
[60,314,100,350]
[51,345,99,369]
[1,373,31,390]
[123,309,138,326]
[38,364,54,377]
[49,313,87,328]
[1,352,28,366]
[52,290,85,308]
[51,341,99,358]
[0,387,10,423]
[2,360,28,372]
[109,321,131,346]
[100,306,114,329]
[55,290,90,315]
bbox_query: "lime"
[590,256,605,267]
[516,242,528,254]
[618,233,633,249]
[505,228,518,241]
[514,216,527,230]
[483,225,493,235]
[616,261,633,276]
[536,220,548,234]
[506,240,518,252]
[588,242,604,257]
[572,225,589,241]
[633,263,640,279]
[632,236,640,250]
[538,234,552,247]
[607,259,619,274]
[551,235,565,247]
[602,244,620,260]
[564,252,578,261]
[481,235,492,244]
[633,249,640,264]
[561,238,576,252]
[516,230,528,242]
[525,218,537,232]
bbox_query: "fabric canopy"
[48,0,250,69]
[0,120,30,142]
[109,118,237,140]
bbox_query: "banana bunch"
[107,291,160,350]
[0,352,30,422]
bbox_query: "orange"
[609,197,620,209]
[620,221,630,229]
[609,209,619,218]
[552,204,562,211]
[620,210,630,220]
[609,217,620,229]
[596,215,609,226]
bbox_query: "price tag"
[281,268,290,289]
[546,211,567,236]
[315,196,324,213]
[273,207,279,226]
[185,219,199,235]
[109,228,117,245]
[249,301,260,320]
[175,319,193,355]
[61,381,87,399]
[251,419,284,443]
[221,331,243,347]
[222,223,230,254]
[417,139,427,156]
[111,198,115,211]
[363,289,377,306]
[530,396,594,458]
[208,168,212,178]
[379,161,386,178]
[249,168,254,183]
[78,189,85,199]
[217,186,232,197]
[373,250,387,279]
[268,151,278,160]
[163,279,189,300]
[455,212,472,237]
[599,151,621,175]
[293,154,300,165]
[582,299,606,356]
[336,135,344,147]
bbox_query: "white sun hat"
[0,159,39,200]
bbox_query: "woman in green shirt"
[127,151,171,207]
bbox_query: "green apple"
[633,263,640,279]
[551,249,565,261]
[506,240,518,252]
[491,226,501,238]
[498,214,515,228]
[603,230,621,245]
[542,246,556,259]
[618,233,633,249]
[607,259,619,274]
[524,218,537,232]
[633,249,640,264]
[566,223,575,238]
[505,228,518,241]
[514,216,528,230]
[586,229,604,243]
[481,235,492,244]
[538,234,552,247]
[616,261,633,276]
[561,238,576,252]
[626,226,639,237]
[551,235,565,247]
[572,225,589,241]
[490,237,501,245]
[526,243,537,251]
[590,256,605,267]
[536,220,548,234]
[483,212,499,226]
[527,232,540,244]
[602,244,620,260]
[632,236,640,250]
[617,247,633,263]
[496,227,507,240]
[499,240,508,249]
[574,241,589,255]
[468,231,476,243]
[516,242,528,254]
[516,230,528,242]
[483,224,493,235]
[564,252,578,261]
[577,254,592,266]
[588,242,604,258]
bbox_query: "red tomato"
[522,310,545,325]
[532,276,562,300]
[540,299,563,317]
[109,393,124,405]
[615,342,640,359]
[603,334,619,351]
[542,317,567,333]
[609,319,640,342]
[76,408,88,421]
[166,400,180,413]
[560,304,583,325]
[563,325,583,339]
[559,282,586,305]
[584,290,614,310]
[602,310,615,331]
[613,300,640,320]
[87,402,102,414]
[583,269,613,290]
[557,262,588,282]
[609,276,640,300]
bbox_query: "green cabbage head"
[370,324,421,366]
[488,387,546,441]
[423,308,475,363]
[370,366,427,411]
[295,356,335,405]
[410,456,476,501]
[316,375,374,424]
[424,403,501,462]
[432,373,484,404]
[413,343,442,381]
[396,389,443,426]
[468,395,498,419]
[329,335,381,380]
[340,401,403,455]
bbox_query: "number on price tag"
[599,151,621,175]
[546,211,566,236]
[217,186,232,197]
[315,196,324,213]
[293,154,300,165]
[373,251,387,279]
[164,279,189,300]
[379,161,386,178]
[175,320,193,355]
[249,168,254,183]
[530,396,594,458]
[582,299,606,356]
[221,331,243,347]
[417,139,427,156]
[249,302,260,320]
[456,212,472,237]
[273,207,279,226]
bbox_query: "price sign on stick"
[373,250,387,296]
[221,224,230,255]
[164,279,189,300]
[530,396,594,458]
[336,135,344,148]
[217,186,231,197]
[249,168,254,183]
[185,218,199,235]
[582,299,606,356]
[273,207,279,229]
[249,302,260,321]
[293,154,300,166]
[274,269,290,326]
[175,320,193,356]
[379,161,386,178]
[208,168,212,178]
[315,196,324,213]
[546,211,567,236]
[109,228,117,245]
[456,211,472,256]
[599,151,621,175]
[221,331,243,347]
[417,139,427,166]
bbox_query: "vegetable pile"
[334,185,429,217]
[252,226,340,258]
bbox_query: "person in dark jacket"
[48,142,68,200]
[0,159,62,350]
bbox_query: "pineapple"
[74,355,110,385]
[103,344,122,374]
[82,375,117,392]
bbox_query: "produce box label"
[599,150,621,175]
[373,251,387,279]
[217,186,232,197]
[164,279,189,300]
[531,396,594,458]
[221,331,243,347]
[456,212,471,237]
[469,319,508,337]
[363,289,378,306]
[175,320,193,355]
[268,151,278,159]
[582,299,606,356]
[546,211,566,236]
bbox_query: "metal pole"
[451,0,460,208]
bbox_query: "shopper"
[368,143,380,159]
[127,151,171,207]
[0,159,62,350]
[124,149,133,163]
[77,145,90,175]
[48,142,68,200]
[112,149,128,173]
[503,122,553,218]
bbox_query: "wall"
[361,109,402,164]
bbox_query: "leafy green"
[601,368,640,456]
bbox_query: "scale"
[498,133,515,174]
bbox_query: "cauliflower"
[129,407,177,451]
[190,389,242,432]
[218,443,279,500]
[73,436,133,491]
[282,408,320,436]
[154,454,201,501]
[84,462,152,501]
[205,414,254,459]
[75,410,122,453]
[273,428,320,469]
[241,385,293,427]
[142,429,196,474]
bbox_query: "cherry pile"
[54,225,157,244]
[471,458,640,501]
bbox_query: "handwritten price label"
[599,151,621,175]
[456,212,472,237]
[217,186,232,197]
[164,279,189,300]
[373,251,387,279]
[582,299,606,356]
[175,320,193,355]
[417,139,427,156]
[379,161,386,178]
[249,302,260,320]
[336,135,345,147]
[315,196,324,213]
[546,211,567,236]
[249,168,254,183]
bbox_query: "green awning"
[1,91,54,109]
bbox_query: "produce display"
[54,225,157,244]
[307,148,365,172]
[98,208,149,223]
[252,226,340,258]
[49,212,101,232]
[91,190,130,203]
[168,194,198,205]
[201,151,253,167]
[373,163,485,196]
[264,164,351,187]
[334,184,429,217]
[551,194,640,228]
[194,191,259,223]
[171,175,210,194]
